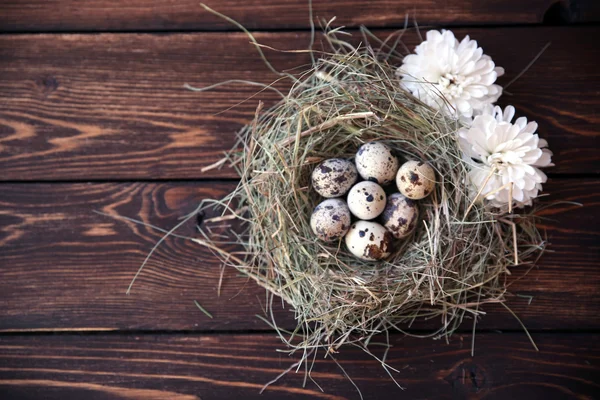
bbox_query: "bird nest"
[192,26,545,378]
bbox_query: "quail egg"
[310,199,352,242]
[347,181,386,220]
[345,220,393,261]
[355,142,399,185]
[396,160,436,200]
[311,158,358,198]
[380,193,419,239]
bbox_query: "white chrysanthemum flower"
[396,30,504,119]
[458,105,553,208]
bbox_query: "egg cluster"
[310,142,436,261]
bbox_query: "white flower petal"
[533,149,554,167]
[397,29,504,119]
[503,106,515,123]
[459,105,553,208]
[514,117,528,130]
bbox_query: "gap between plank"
[0,22,599,36]
[1,328,599,337]
[0,173,596,185]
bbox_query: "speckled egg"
[310,199,352,242]
[345,221,393,261]
[355,142,399,185]
[347,181,386,220]
[380,193,419,239]
[396,161,436,200]
[311,158,358,198]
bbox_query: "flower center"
[485,152,517,171]
[438,73,465,97]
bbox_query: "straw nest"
[194,27,544,367]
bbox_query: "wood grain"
[0,0,597,33]
[0,27,598,181]
[0,179,597,333]
[0,333,597,399]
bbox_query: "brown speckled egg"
[355,142,399,185]
[380,193,419,239]
[311,158,358,198]
[396,161,436,200]
[347,181,386,220]
[345,220,393,261]
[310,199,352,242]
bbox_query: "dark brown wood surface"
[0,333,598,400]
[0,179,597,332]
[0,27,598,181]
[1,1,599,398]
[1,0,599,32]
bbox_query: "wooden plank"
[0,333,597,399]
[0,0,595,33]
[0,179,597,332]
[0,27,598,180]
[577,0,600,22]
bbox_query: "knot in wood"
[445,360,489,394]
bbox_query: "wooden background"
[0,1,599,399]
